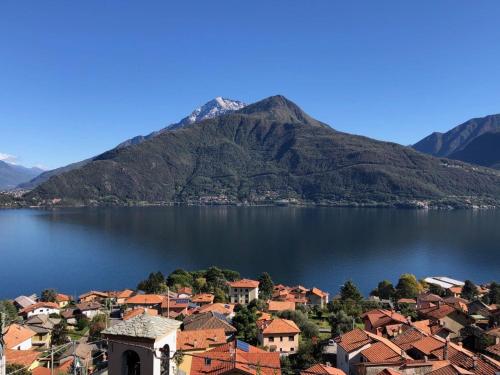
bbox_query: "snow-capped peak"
[180,97,246,126]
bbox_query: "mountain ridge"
[25,95,500,209]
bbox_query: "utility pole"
[167,287,170,318]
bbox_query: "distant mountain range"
[19,97,246,189]
[25,96,500,208]
[413,114,500,169]
[0,161,43,190]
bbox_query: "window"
[288,336,294,341]
[280,336,283,342]
[280,348,283,352]
[291,348,294,351]
[205,358,212,365]
[269,337,274,342]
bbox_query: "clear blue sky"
[1,1,500,169]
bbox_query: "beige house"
[228,279,259,305]
[257,318,300,355]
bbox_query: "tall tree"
[371,280,395,300]
[51,320,69,345]
[461,280,477,301]
[232,305,259,344]
[488,281,500,304]
[340,280,363,302]
[258,272,274,301]
[0,300,19,323]
[137,271,167,294]
[396,274,420,299]
[41,289,57,302]
[330,310,355,336]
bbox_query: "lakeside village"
[1,270,500,375]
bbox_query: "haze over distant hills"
[19,97,246,189]
[25,96,500,208]
[0,161,43,190]
[413,114,500,169]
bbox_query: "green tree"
[257,272,274,301]
[396,274,420,299]
[137,271,167,294]
[213,287,227,303]
[89,314,107,341]
[76,316,89,331]
[205,267,227,291]
[428,284,447,297]
[232,305,259,344]
[166,269,193,288]
[340,280,363,303]
[277,310,319,339]
[41,289,58,302]
[221,269,240,282]
[51,320,69,345]
[193,277,208,293]
[461,280,477,301]
[371,280,395,300]
[330,310,355,336]
[0,300,19,323]
[488,281,500,304]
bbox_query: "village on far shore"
[0,268,499,375]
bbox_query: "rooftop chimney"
[443,338,450,360]
[472,356,478,370]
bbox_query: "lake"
[0,207,499,299]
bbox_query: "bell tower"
[103,313,181,375]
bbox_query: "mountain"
[20,97,246,189]
[25,96,500,208]
[0,161,43,190]
[448,131,500,169]
[116,97,246,147]
[413,114,500,157]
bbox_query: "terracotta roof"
[486,327,500,338]
[79,290,108,299]
[418,294,444,303]
[268,301,295,312]
[361,341,403,362]
[190,341,281,375]
[301,364,346,375]
[56,293,71,302]
[427,364,474,375]
[228,279,260,288]
[198,303,235,316]
[125,294,165,305]
[108,289,135,299]
[4,324,36,349]
[419,304,457,320]
[411,319,433,335]
[257,311,272,321]
[5,349,40,367]
[449,286,463,295]
[431,342,500,375]
[377,369,402,375]
[258,318,300,335]
[32,367,52,375]
[485,343,500,358]
[177,287,193,295]
[183,312,237,334]
[20,302,59,314]
[123,308,158,320]
[398,299,416,304]
[411,336,445,355]
[192,293,215,304]
[177,328,226,351]
[161,298,189,310]
[362,309,408,329]
[337,328,372,353]
[391,327,427,351]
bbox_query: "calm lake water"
[0,207,499,299]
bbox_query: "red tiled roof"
[5,349,40,366]
[309,287,329,298]
[4,324,36,349]
[33,367,52,375]
[177,287,193,295]
[361,341,403,362]
[398,299,416,304]
[228,279,260,288]
[427,364,474,375]
[20,302,59,314]
[125,294,165,305]
[56,294,71,302]
[411,336,445,355]
[192,293,215,304]
[123,308,158,320]
[485,343,500,357]
[190,341,281,375]
[431,343,500,375]
[419,304,457,320]
[268,301,295,312]
[257,318,300,335]
[337,328,372,353]
[177,328,226,351]
[301,364,346,375]
[198,303,235,316]
[79,290,108,299]
[391,327,427,351]
[362,309,408,329]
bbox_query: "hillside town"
[0,269,499,375]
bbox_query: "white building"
[102,313,182,375]
[20,302,60,318]
[3,324,36,350]
[228,279,259,305]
